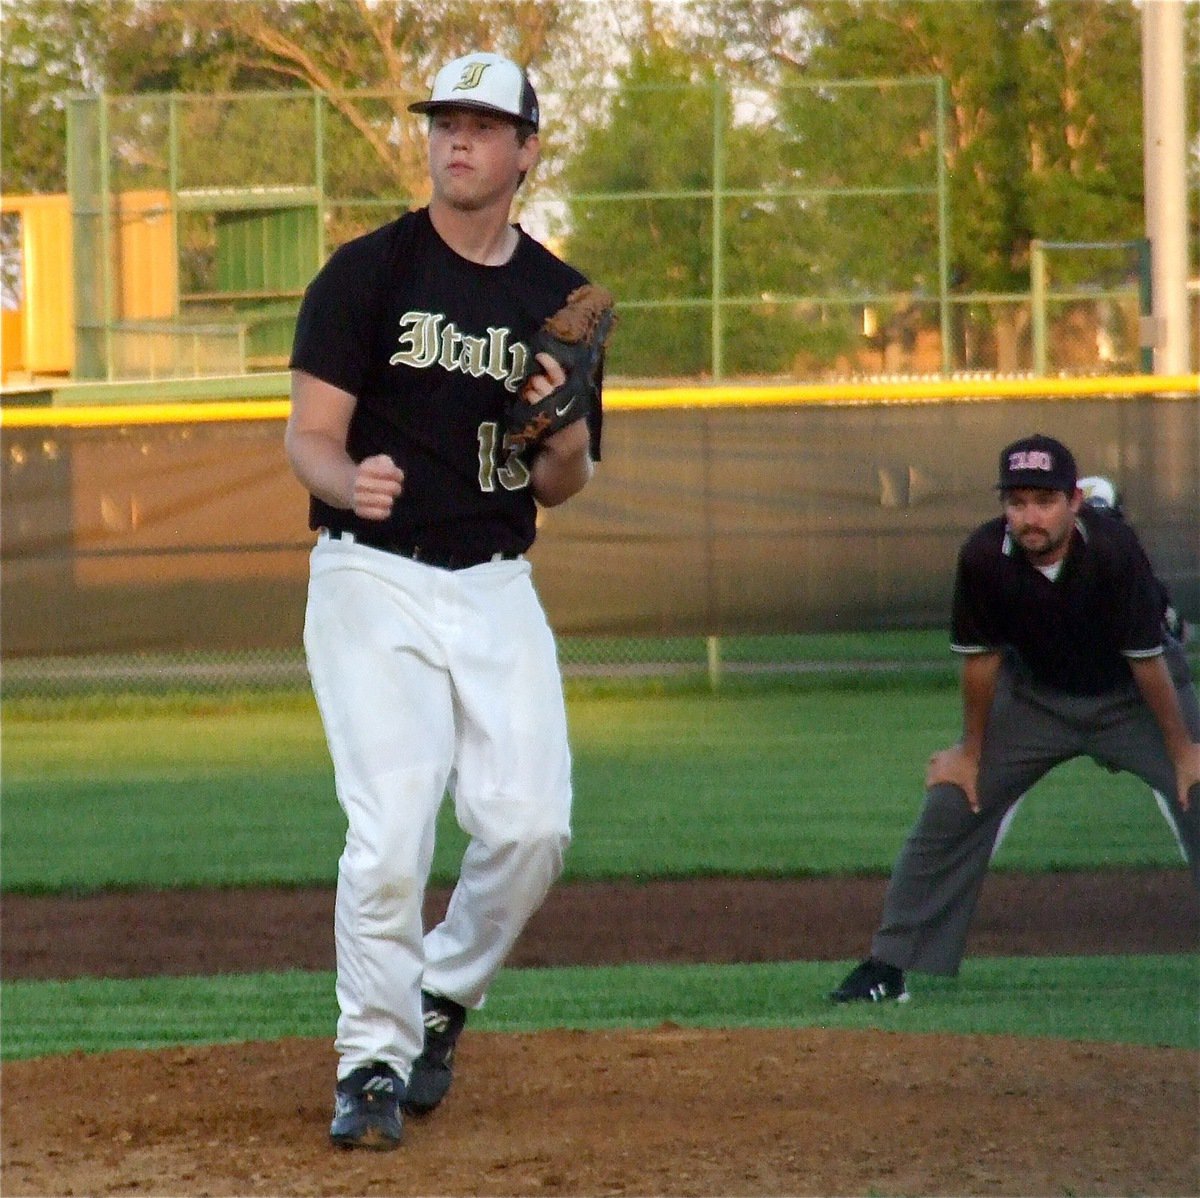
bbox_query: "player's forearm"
[285,428,360,511]
[286,370,362,510]
[530,421,593,507]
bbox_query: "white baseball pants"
[304,534,573,1081]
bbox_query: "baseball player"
[831,434,1200,1003]
[285,51,606,1149]
[1078,475,1189,645]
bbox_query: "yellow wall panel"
[1,309,23,378]
[1,190,177,382]
[2,194,74,376]
[114,190,176,320]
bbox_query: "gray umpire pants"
[871,638,1200,976]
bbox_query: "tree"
[560,39,817,378]
[1,0,125,194]
[1,0,573,199]
[664,0,811,78]
[778,0,1147,369]
[1022,0,1144,247]
[3,0,1174,378]
[211,0,569,198]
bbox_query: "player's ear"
[516,131,539,173]
[1068,486,1083,511]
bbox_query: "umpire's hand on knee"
[926,745,982,813]
[1176,742,1200,812]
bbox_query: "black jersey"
[290,207,603,560]
[950,505,1168,695]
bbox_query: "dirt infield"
[5,869,1197,979]
[3,870,1199,1196]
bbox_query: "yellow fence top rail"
[613,374,1199,408]
[1,374,1196,428]
[1,400,292,428]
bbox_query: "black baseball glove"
[504,284,616,451]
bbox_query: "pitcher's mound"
[3,1026,1197,1196]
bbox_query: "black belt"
[320,528,521,571]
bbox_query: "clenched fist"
[353,454,404,521]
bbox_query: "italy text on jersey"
[389,311,529,392]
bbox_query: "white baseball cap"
[1079,475,1118,508]
[409,52,539,130]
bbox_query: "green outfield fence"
[65,79,954,382]
[55,79,1199,385]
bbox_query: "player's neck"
[428,201,519,267]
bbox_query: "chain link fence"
[61,79,1174,385]
[1,632,960,703]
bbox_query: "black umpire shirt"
[950,505,1168,696]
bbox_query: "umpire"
[832,433,1200,1003]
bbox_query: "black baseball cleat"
[403,991,467,1116]
[830,957,910,1004]
[329,1061,404,1150]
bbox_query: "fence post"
[169,96,181,319]
[99,96,114,381]
[314,92,327,264]
[1030,239,1047,376]
[706,636,723,692]
[710,76,725,382]
[1137,237,1154,374]
[935,75,952,375]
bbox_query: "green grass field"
[2,653,1196,1059]
[4,957,1195,1061]
[2,678,1185,892]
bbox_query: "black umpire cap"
[996,433,1078,494]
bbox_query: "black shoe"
[830,957,910,1004]
[329,1061,403,1150]
[403,991,467,1116]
